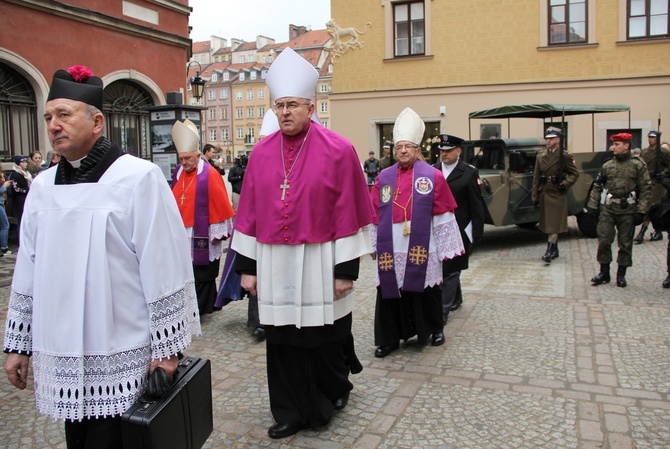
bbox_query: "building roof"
[192,40,211,54]
[286,29,330,49]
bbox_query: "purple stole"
[377,161,435,299]
[172,163,211,266]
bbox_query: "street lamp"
[186,60,205,101]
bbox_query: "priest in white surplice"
[233,48,374,439]
[3,66,200,449]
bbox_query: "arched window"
[103,80,154,159]
[0,63,38,161]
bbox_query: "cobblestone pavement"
[1,217,669,448]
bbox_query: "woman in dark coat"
[7,155,32,243]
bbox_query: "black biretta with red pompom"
[46,65,103,110]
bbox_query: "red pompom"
[67,65,94,83]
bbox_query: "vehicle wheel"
[516,221,538,229]
[576,211,598,238]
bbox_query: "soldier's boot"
[616,266,627,288]
[634,225,647,244]
[550,243,559,259]
[541,243,554,263]
[650,230,663,241]
[591,264,611,285]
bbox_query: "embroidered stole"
[172,164,210,266]
[377,161,435,298]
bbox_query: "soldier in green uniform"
[634,130,670,243]
[379,142,392,170]
[588,133,652,287]
[531,127,580,263]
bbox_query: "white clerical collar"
[69,156,86,168]
[441,159,459,178]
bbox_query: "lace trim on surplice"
[434,219,465,261]
[33,346,151,421]
[148,281,201,360]
[3,289,33,353]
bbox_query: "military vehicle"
[445,104,632,238]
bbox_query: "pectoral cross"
[280,178,290,200]
[179,194,186,205]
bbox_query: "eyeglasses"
[395,144,419,152]
[273,100,310,112]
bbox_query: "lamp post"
[186,60,205,101]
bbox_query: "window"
[320,84,329,93]
[248,107,254,118]
[251,71,257,80]
[320,102,328,113]
[210,129,216,141]
[222,129,229,141]
[237,127,244,139]
[258,88,265,99]
[259,106,266,117]
[394,1,425,56]
[209,109,216,120]
[220,89,228,99]
[240,55,246,63]
[248,128,255,139]
[240,72,246,81]
[236,91,243,100]
[221,108,227,119]
[247,89,254,100]
[236,108,243,119]
[262,69,268,79]
[211,73,218,82]
[208,90,216,101]
[549,0,587,44]
[223,72,230,81]
[629,0,669,38]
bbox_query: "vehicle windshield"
[468,144,505,171]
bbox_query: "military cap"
[648,130,660,138]
[545,127,562,138]
[383,142,392,148]
[610,132,633,142]
[436,134,464,150]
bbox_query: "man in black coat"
[433,135,485,324]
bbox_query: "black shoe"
[333,391,350,410]
[431,331,445,346]
[591,272,611,285]
[663,275,670,289]
[634,225,647,244]
[616,275,627,288]
[374,343,399,358]
[253,327,265,339]
[268,422,307,439]
[541,243,553,263]
[650,231,663,241]
[442,312,448,325]
[550,245,559,259]
[450,299,462,311]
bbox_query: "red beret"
[610,133,632,142]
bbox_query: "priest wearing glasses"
[232,47,374,439]
[370,108,464,358]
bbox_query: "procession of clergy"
[169,47,469,438]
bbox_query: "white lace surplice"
[370,211,464,289]
[232,228,372,328]
[3,156,200,421]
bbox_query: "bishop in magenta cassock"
[232,47,374,439]
[171,119,235,315]
[371,107,465,358]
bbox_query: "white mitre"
[260,110,280,137]
[172,119,200,153]
[267,47,318,100]
[393,107,425,146]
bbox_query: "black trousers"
[264,314,358,428]
[374,286,443,346]
[64,416,123,449]
[193,258,220,315]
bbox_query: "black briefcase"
[121,356,213,449]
